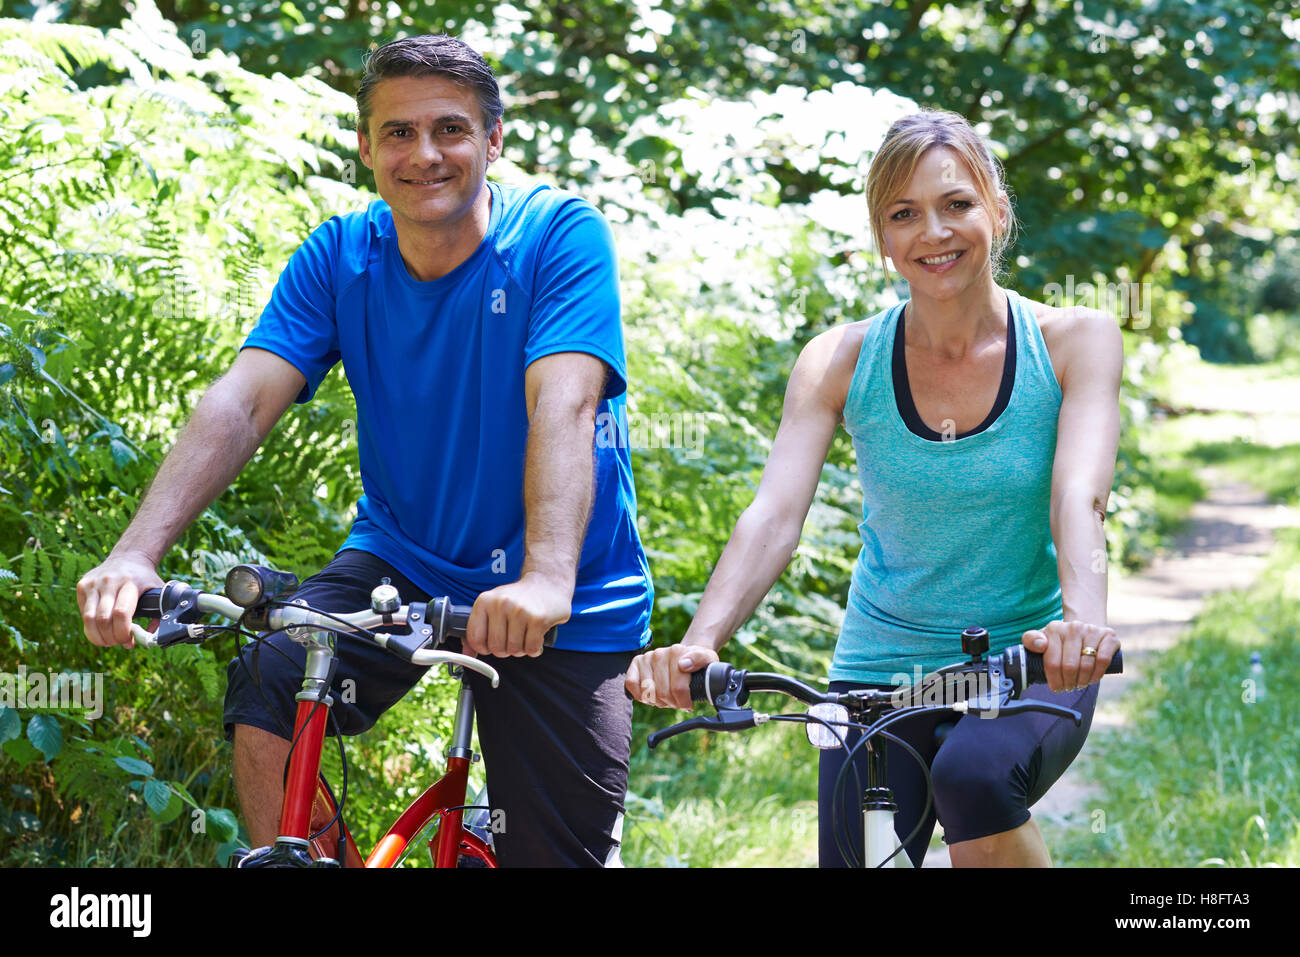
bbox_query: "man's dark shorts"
[222,549,636,867]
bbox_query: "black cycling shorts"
[222,549,636,867]
[818,678,1099,867]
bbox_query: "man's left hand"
[465,572,572,658]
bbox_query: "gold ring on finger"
[1081,646,1098,657]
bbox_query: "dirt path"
[921,468,1300,867]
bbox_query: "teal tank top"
[829,287,1063,686]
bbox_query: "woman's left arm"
[1023,308,1124,692]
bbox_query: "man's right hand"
[77,553,164,648]
[625,643,720,711]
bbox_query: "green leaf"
[215,839,243,867]
[1138,228,1167,250]
[14,810,41,832]
[0,362,15,385]
[10,393,40,437]
[143,778,171,813]
[25,344,46,372]
[9,783,35,802]
[143,778,183,822]
[205,807,238,843]
[2,621,29,655]
[169,780,199,808]
[0,707,19,744]
[26,713,62,761]
[2,736,42,767]
[113,756,154,776]
[109,439,136,468]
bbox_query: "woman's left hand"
[1021,620,1120,693]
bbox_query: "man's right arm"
[77,348,306,647]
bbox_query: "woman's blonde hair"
[865,109,1017,282]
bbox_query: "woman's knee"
[929,738,1029,831]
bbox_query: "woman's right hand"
[625,643,721,711]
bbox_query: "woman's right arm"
[626,323,863,710]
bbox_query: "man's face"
[358,74,503,233]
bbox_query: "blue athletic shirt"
[241,181,653,652]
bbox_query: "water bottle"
[1249,652,1267,703]
[457,785,494,867]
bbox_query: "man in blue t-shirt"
[76,35,652,866]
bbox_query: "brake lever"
[647,709,758,749]
[955,698,1082,726]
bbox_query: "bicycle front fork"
[234,640,340,869]
[861,739,913,868]
[863,798,913,868]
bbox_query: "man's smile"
[401,174,454,187]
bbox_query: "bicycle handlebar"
[648,644,1124,749]
[127,577,568,689]
[686,646,1123,709]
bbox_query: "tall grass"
[625,718,820,867]
[1045,528,1300,867]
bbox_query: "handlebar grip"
[135,588,164,618]
[689,669,707,704]
[445,605,558,648]
[689,662,735,706]
[1026,647,1123,686]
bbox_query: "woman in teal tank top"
[628,110,1123,867]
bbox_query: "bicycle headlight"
[806,703,849,750]
[225,565,265,607]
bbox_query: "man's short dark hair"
[356,35,503,138]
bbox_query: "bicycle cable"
[831,706,939,868]
[309,707,348,859]
[281,651,340,792]
[826,702,941,868]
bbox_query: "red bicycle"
[129,563,543,868]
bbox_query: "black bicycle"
[648,626,1122,867]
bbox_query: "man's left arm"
[1022,308,1124,692]
[464,352,607,657]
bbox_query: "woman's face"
[880,146,1006,300]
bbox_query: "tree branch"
[1007,85,1126,168]
[905,0,935,35]
[967,0,1039,124]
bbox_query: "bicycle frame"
[855,727,912,868]
[252,634,496,869]
[131,576,515,868]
